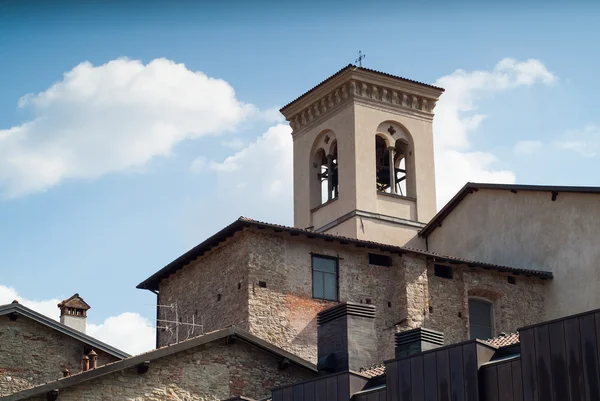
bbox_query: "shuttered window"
[469,298,494,340]
[312,255,338,301]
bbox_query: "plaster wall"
[427,189,600,320]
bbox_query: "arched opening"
[375,122,416,198]
[468,297,494,340]
[375,135,393,193]
[310,143,339,209]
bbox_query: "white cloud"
[221,138,245,149]
[190,156,208,173]
[555,124,600,157]
[209,124,293,199]
[0,58,258,198]
[433,58,556,206]
[0,284,154,355]
[513,140,544,155]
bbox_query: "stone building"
[135,65,553,366]
[4,327,316,401]
[0,299,128,397]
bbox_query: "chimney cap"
[81,355,89,360]
[88,349,97,357]
[58,294,91,311]
[11,300,19,304]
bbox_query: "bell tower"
[280,65,444,246]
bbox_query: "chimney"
[317,302,377,373]
[395,327,444,359]
[62,368,70,377]
[58,293,90,333]
[88,349,98,369]
[81,355,89,372]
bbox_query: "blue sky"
[1,0,599,353]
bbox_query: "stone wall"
[245,229,406,364]
[424,263,546,344]
[22,339,314,401]
[157,231,251,347]
[0,316,119,397]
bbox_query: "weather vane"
[355,50,366,67]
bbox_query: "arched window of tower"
[375,122,416,198]
[310,131,339,209]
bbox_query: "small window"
[508,276,516,285]
[312,255,338,301]
[258,281,267,288]
[434,264,453,279]
[469,298,494,339]
[368,253,392,267]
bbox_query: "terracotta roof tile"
[484,332,520,348]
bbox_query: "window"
[368,253,392,267]
[312,255,338,301]
[469,298,494,339]
[434,264,453,279]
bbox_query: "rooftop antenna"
[155,303,204,344]
[355,50,366,67]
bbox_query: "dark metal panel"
[497,362,514,401]
[564,317,585,401]
[511,360,523,401]
[436,348,451,401]
[519,329,537,401]
[449,345,465,401]
[548,321,569,401]
[316,377,328,401]
[462,343,479,401]
[482,365,499,401]
[379,388,387,401]
[282,386,293,401]
[349,374,368,397]
[327,375,338,401]
[337,373,350,401]
[423,351,438,401]
[398,357,413,401]
[579,314,600,401]
[411,356,425,401]
[534,325,553,401]
[272,389,283,401]
[386,360,399,401]
[293,382,304,401]
[304,380,315,401]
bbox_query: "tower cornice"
[281,67,444,134]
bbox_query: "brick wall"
[158,231,251,347]
[22,339,314,401]
[0,316,119,397]
[424,263,546,344]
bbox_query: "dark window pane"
[313,272,324,299]
[313,256,336,273]
[323,273,337,300]
[468,298,493,339]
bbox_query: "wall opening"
[468,298,494,339]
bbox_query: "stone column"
[327,154,334,201]
[388,146,396,194]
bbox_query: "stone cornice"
[283,71,442,133]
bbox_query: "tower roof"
[58,293,91,311]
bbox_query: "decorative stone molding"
[287,79,439,131]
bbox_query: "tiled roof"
[484,332,520,348]
[137,216,553,291]
[359,364,386,378]
[279,64,444,113]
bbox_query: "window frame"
[311,254,339,301]
[468,297,495,340]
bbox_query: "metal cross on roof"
[355,50,366,67]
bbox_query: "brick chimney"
[395,327,444,359]
[88,349,98,369]
[317,302,377,373]
[81,355,89,372]
[58,293,90,334]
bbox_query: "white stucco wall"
[426,188,600,321]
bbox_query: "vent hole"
[434,264,453,279]
[368,253,392,267]
[258,281,267,288]
[429,306,434,313]
[365,298,372,305]
[508,276,516,285]
[388,302,392,308]
[217,294,222,301]
[238,283,241,290]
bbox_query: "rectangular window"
[434,264,453,279]
[312,255,338,301]
[368,253,392,267]
[469,298,494,339]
